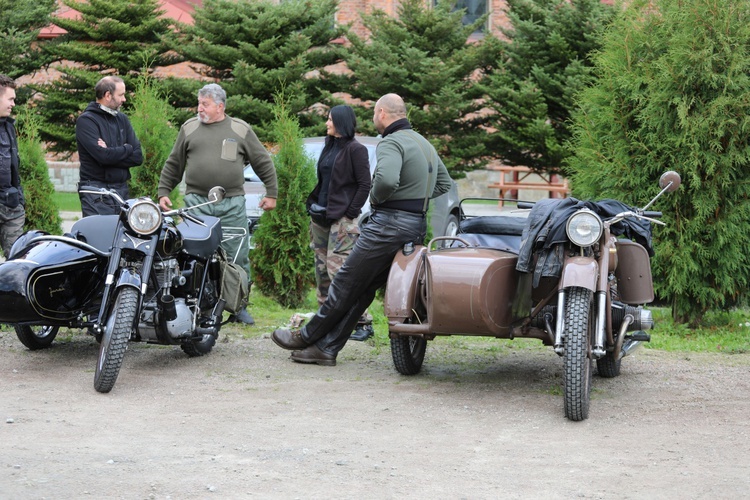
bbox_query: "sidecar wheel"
[181,334,216,357]
[14,325,59,350]
[562,287,594,421]
[94,288,137,393]
[391,335,426,375]
[596,351,621,378]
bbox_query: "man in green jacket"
[158,83,278,325]
[272,93,453,365]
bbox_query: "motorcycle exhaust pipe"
[159,294,178,322]
[194,299,227,337]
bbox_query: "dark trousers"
[78,181,129,217]
[300,209,426,356]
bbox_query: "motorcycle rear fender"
[560,256,598,292]
[383,245,427,321]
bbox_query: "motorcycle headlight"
[566,209,603,247]
[126,200,162,236]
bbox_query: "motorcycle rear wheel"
[181,334,216,357]
[94,287,137,393]
[596,351,621,378]
[562,287,594,421]
[14,325,59,350]
[391,335,427,375]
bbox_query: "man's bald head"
[373,93,407,134]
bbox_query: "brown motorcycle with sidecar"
[383,171,681,421]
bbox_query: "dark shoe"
[350,324,374,341]
[272,328,309,350]
[229,309,255,325]
[290,345,337,366]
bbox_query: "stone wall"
[47,161,80,192]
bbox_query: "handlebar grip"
[642,211,662,218]
[517,201,535,209]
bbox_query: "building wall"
[337,0,511,39]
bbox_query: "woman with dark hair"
[306,105,374,341]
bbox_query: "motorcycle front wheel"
[562,287,594,421]
[94,287,137,393]
[14,325,59,350]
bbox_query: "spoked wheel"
[181,334,216,357]
[94,287,137,393]
[14,325,59,350]
[562,287,594,421]
[391,333,427,375]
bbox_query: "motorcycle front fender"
[559,256,598,292]
[115,267,143,293]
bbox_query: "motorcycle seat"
[451,232,521,254]
[459,215,527,236]
[177,216,222,259]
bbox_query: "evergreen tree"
[0,0,56,80]
[327,0,497,178]
[34,0,177,153]
[15,105,63,236]
[480,0,615,173]
[566,0,750,324]
[128,72,178,201]
[251,92,316,308]
[169,0,346,142]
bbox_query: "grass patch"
[52,191,81,212]
[649,307,750,354]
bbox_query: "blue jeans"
[301,208,426,356]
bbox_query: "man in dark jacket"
[271,93,453,366]
[0,74,25,258]
[76,76,143,216]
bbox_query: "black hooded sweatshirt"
[75,102,143,184]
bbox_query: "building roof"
[38,0,203,39]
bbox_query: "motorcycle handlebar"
[642,211,662,218]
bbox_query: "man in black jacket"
[0,74,25,258]
[76,76,143,216]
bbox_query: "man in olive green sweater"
[158,83,277,325]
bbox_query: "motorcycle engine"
[137,258,195,342]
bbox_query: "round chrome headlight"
[566,209,603,247]
[127,200,163,236]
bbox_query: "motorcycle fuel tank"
[425,247,519,335]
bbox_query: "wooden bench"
[487,165,570,207]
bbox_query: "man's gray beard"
[197,113,207,124]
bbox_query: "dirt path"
[1,327,749,499]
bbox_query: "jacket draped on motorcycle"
[516,198,654,286]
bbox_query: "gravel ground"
[1,326,749,499]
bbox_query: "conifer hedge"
[251,94,316,308]
[566,0,750,324]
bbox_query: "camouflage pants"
[310,217,371,325]
[0,203,25,258]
